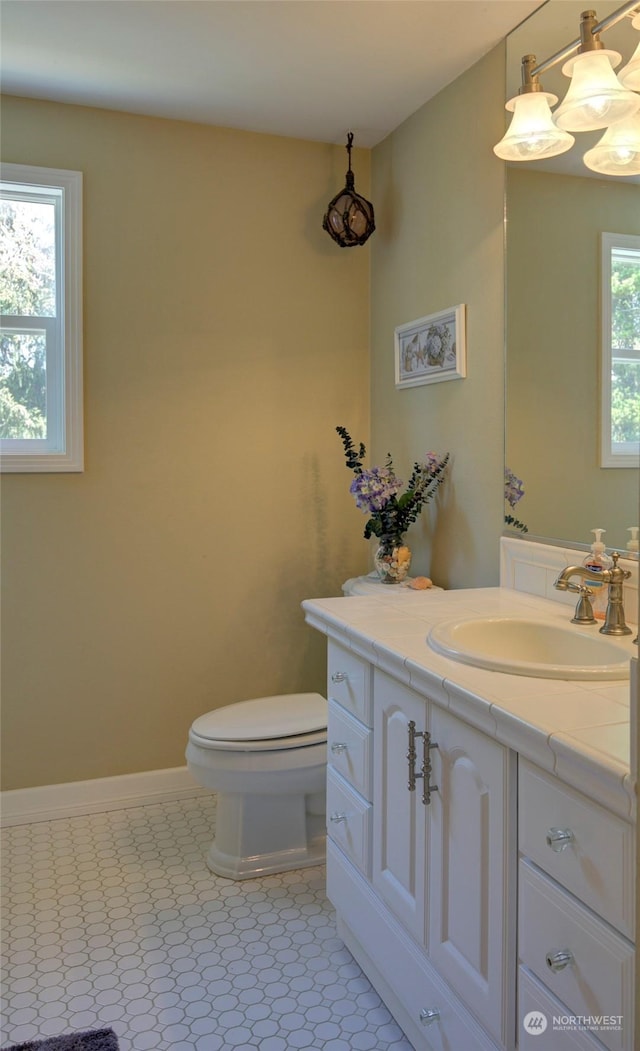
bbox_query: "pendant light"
[618,12,640,89]
[493,55,574,161]
[322,133,375,248]
[554,10,640,132]
[583,111,640,174]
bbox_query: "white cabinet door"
[372,669,428,941]
[428,705,516,1048]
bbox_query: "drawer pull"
[331,742,348,755]
[329,811,347,823]
[419,1008,440,1026]
[545,949,574,973]
[331,671,348,683]
[408,720,438,805]
[546,827,574,852]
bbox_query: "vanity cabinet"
[326,641,515,1051]
[322,636,636,1051]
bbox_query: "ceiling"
[1,0,543,148]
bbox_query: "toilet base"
[207,789,326,880]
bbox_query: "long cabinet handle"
[407,720,438,805]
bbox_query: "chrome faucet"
[554,552,632,636]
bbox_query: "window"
[0,163,83,472]
[600,232,640,469]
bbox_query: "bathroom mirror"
[504,0,640,554]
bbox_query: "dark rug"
[6,1029,118,1051]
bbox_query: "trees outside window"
[601,232,640,468]
[0,164,83,472]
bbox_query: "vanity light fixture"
[583,111,640,173]
[554,10,640,131]
[493,55,575,160]
[618,11,640,88]
[495,1,640,175]
[322,132,375,248]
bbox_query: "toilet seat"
[189,692,327,752]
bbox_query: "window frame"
[600,231,640,470]
[0,163,83,472]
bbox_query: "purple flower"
[505,467,525,509]
[424,452,440,473]
[337,426,449,541]
[349,467,403,513]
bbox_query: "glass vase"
[373,536,411,584]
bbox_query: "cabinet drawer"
[518,860,634,1051]
[327,640,372,727]
[328,699,373,801]
[519,759,635,937]
[326,767,372,877]
[518,966,607,1050]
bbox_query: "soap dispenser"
[627,527,639,553]
[583,529,613,619]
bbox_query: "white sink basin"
[427,617,631,680]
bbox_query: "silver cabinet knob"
[331,671,348,683]
[546,949,573,973]
[331,742,348,755]
[546,828,574,852]
[329,812,347,823]
[419,1008,440,1026]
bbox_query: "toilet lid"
[191,692,327,743]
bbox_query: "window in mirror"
[600,232,640,468]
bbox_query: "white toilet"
[186,692,327,880]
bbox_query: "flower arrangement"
[336,426,449,542]
[504,467,528,533]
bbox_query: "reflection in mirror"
[504,0,640,554]
[600,232,640,467]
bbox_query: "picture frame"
[394,304,466,389]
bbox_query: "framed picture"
[394,304,466,389]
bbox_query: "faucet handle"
[571,585,596,625]
[611,552,632,580]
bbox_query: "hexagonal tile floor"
[1,795,414,1050]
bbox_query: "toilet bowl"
[186,692,327,879]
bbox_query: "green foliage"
[610,257,640,445]
[0,199,56,317]
[611,262,640,351]
[0,385,45,438]
[0,197,54,438]
[611,361,640,443]
[336,425,366,474]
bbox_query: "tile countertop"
[302,587,638,821]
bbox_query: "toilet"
[186,692,327,880]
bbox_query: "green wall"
[370,45,507,588]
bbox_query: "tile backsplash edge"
[500,536,639,626]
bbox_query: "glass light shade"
[493,92,574,161]
[555,50,640,132]
[583,113,640,176]
[618,15,640,91]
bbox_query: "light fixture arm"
[528,0,640,79]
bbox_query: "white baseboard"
[0,766,208,827]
